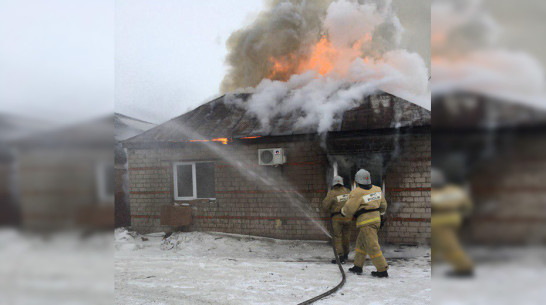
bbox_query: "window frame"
[173,161,216,201]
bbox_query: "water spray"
[167,122,351,303]
[171,121,332,237]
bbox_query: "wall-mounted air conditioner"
[258,148,286,166]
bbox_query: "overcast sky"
[2,1,545,125]
[0,0,429,125]
[115,0,431,124]
[0,0,114,124]
[115,0,266,124]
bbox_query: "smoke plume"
[221,0,430,134]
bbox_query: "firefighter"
[341,169,389,277]
[322,175,352,264]
[431,168,474,277]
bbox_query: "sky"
[0,0,430,125]
[1,1,545,125]
[115,0,431,124]
[115,0,266,124]
[0,0,114,125]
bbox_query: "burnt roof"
[123,91,430,145]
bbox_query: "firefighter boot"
[331,255,346,264]
[371,271,389,278]
[348,266,363,275]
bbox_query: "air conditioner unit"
[258,148,286,166]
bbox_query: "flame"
[239,136,262,139]
[298,36,338,76]
[188,138,231,145]
[268,34,373,80]
[212,138,230,145]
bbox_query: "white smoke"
[431,0,546,109]
[224,0,430,134]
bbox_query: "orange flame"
[268,34,373,80]
[297,36,338,76]
[239,136,262,139]
[188,138,231,145]
[212,138,230,145]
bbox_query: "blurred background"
[2,0,546,304]
[0,0,114,304]
[431,0,546,304]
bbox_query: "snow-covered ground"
[0,229,113,305]
[433,247,546,305]
[114,229,431,305]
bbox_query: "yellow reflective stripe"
[355,248,366,254]
[369,251,383,259]
[356,216,381,227]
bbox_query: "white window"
[173,161,216,200]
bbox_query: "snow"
[0,229,113,305]
[115,229,431,304]
[433,247,546,305]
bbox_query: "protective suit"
[321,179,352,262]
[341,170,388,276]
[431,183,474,275]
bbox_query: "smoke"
[223,0,430,135]
[431,0,546,108]
[221,0,330,92]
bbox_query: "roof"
[123,91,430,145]
[114,113,156,141]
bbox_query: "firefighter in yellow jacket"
[341,169,389,277]
[322,175,352,264]
[431,168,474,277]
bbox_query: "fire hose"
[297,219,346,305]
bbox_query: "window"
[173,161,216,200]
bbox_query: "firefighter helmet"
[332,175,344,186]
[355,169,371,185]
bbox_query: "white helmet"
[355,169,371,185]
[332,175,344,186]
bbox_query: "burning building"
[122,91,431,244]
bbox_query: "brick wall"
[127,131,431,244]
[127,138,329,239]
[383,133,431,244]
